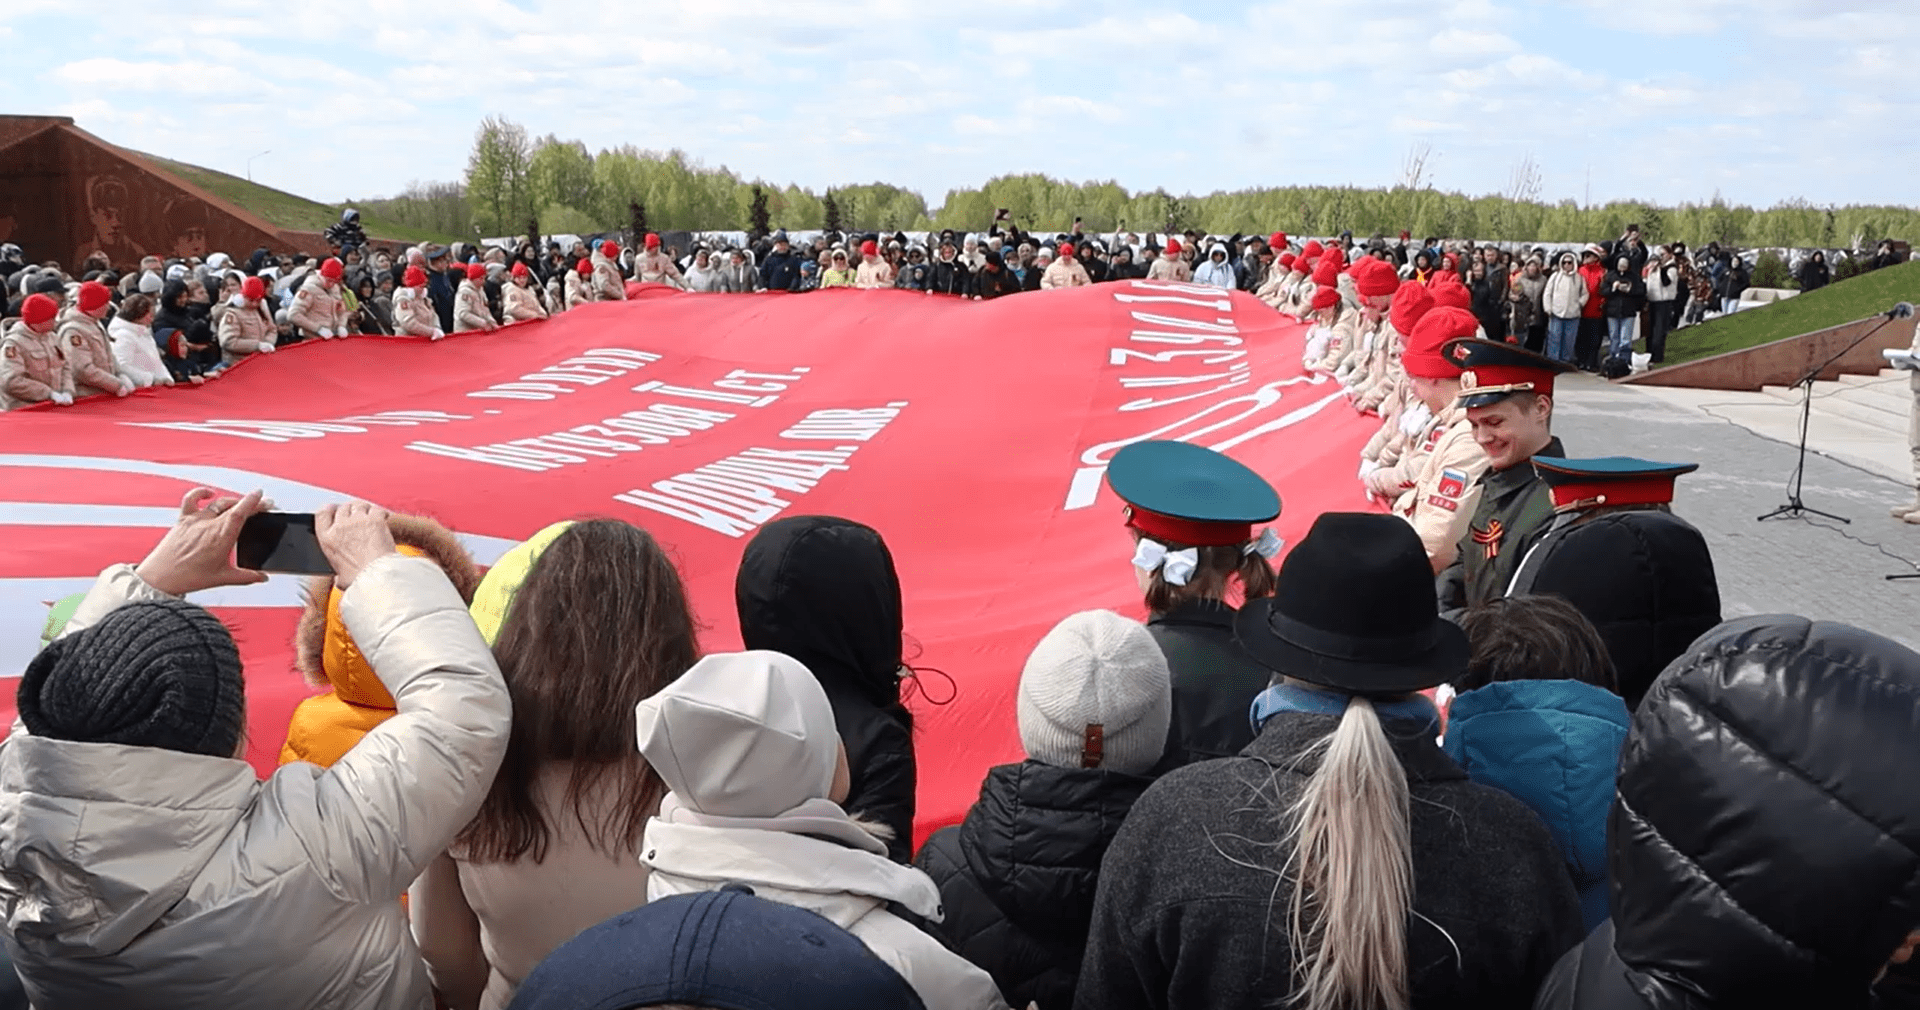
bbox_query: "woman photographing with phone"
[0,490,512,1010]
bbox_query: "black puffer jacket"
[1146,600,1273,771]
[916,761,1151,1010]
[1533,616,1920,1010]
[1509,508,1720,710]
[736,516,916,862]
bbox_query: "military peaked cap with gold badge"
[1531,456,1699,512]
[1444,338,1577,409]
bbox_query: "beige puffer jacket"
[55,308,124,396]
[502,281,547,323]
[0,320,72,410]
[391,286,440,338]
[454,280,496,332]
[215,300,277,364]
[0,557,512,1010]
[288,274,349,338]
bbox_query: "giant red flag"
[0,282,1380,843]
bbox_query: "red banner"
[0,283,1377,842]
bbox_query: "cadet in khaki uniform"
[1,294,74,410]
[289,258,350,340]
[1389,306,1491,571]
[453,263,498,333]
[591,241,629,301]
[56,281,131,399]
[502,262,548,323]
[391,267,443,339]
[1433,338,1575,615]
[216,276,279,364]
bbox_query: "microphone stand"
[1756,308,1910,524]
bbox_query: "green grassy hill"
[1665,260,1920,365]
[142,155,459,246]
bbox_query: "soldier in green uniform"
[1435,339,1575,616]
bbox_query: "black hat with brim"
[1234,512,1469,695]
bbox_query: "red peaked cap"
[319,258,344,281]
[1353,258,1399,298]
[77,281,112,314]
[1310,286,1340,311]
[1403,306,1478,378]
[466,263,486,281]
[20,293,56,327]
[403,266,427,287]
[1429,276,1472,311]
[1390,280,1435,335]
[241,276,266,301]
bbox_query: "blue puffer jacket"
[1442,679,1629,930]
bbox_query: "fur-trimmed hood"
[292,514,480,695]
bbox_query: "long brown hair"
[1134,530,1277,613]
[457,520,699,863]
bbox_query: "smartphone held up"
[237,512,333,575]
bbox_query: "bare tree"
[1505,153,1544,205]
[1398,142,1435,192]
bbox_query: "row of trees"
[358,116,1920,250]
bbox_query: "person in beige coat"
[56,280,132,398]
[501,262,548,323]
[635,235,685,290]
[289,257,350,340]
[1,294,75,409]
[215,276,278,364]
[590,241,629,300]
[392,267,444,339]
[411,520,698,1010]
[1146,239,1192,282]
[1041,243,1093,289]
[454,264,498,333]
[0,491,512,1010]
[854,240,894,289]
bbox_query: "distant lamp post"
[247,150,271,182]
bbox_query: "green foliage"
[749,185,771,239]
[537,201,598,237]
[822,192,842,233]
[465,115,533,236]
[1664,260,1920,365]
[1750,250,1791,289]
[145,156,460,243]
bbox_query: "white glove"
[430,329,445,341]
[50,392,73,406]
[1400,402,1432,437]
[258,342,276,354]
[115,378,133,397]
[318,327,334,339]
[1359,458,1380,481]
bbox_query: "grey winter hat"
[19,600,245,759]
[1017,610,1172,776]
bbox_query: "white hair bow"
[1244,528,1283,559]
[1132,539,1198,586]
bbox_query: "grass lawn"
[1664,260,1920,365]
[142,155,460,246]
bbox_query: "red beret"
[1269,232,1287,250]
[1429,277,1472,311]
[319,258,344,281]
[241,276,266,301]
[861,240,878,257]
[20,293,56,327]
[1059,243,1074,258]
[1404,307,1478,378]
[404,266,427,288]
[602,240,621,257]
[644,234,661,249]
[77,281,111,315]
[511,261,529,278]
[1310,286,1340,311]
[466,263,486,281]
[1311,257,1340,288]
[1302,240,1323,258]
[1279,252,1297,269]
[1353,258,1399,298]
[1323,247,1347,270]
[1390,280,1435,336]
[577,258,593,275]
[1165,239,1182,255]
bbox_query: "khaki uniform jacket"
[215,301,277,364]
[288,275,349,339]
[564,269,594,310]
[1146,256,1192,283]
[454,280,496,332]
[854,259,894,289]
[1315,311,1361,372]
[391,287,439,337]
[1,321,72,409]
[1040,258,1092,289]
[502,282,547,323]
[1395,415,1491,567]
[590,254,627,301]
[635,252,683,290]
[55,310,123,396]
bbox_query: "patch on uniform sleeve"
[1425,495,1459,512]
[70,334,85,347]
[1435,468,1470,500]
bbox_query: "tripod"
[1756,312,1905,524]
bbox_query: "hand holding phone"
[137,488,274,596]
[237,512,332,575]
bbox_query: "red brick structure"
[0,116,369,273]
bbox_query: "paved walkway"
[1554,372,1920,652]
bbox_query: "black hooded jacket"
[736,516,916,861]
[1533,616,1920,1010]
[1509,508,1720,710]
[916,761,1151,1010]
[971,252,1021,300]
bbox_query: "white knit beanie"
[1017,610,1172,776]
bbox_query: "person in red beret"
[590,241,630,300]
[216,275,279,363]
[1147,238,1192,282]
[2,293,76,409]
[634,234,687,290]
[853,239,893,289]
[501,261,549,324]
[1380,307,1495,570]
[1041,243,1091,290]
[57,280,133,398]
[454,262,498,333]
[1334,257,1404,389]
[391,266,443,339]
[288,257,350,341]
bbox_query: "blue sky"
[8,0,1917,212]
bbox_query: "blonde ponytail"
[1284,696,1413,1010]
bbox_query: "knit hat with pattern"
[19,599,245,758]
[1017,610,1172,776]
